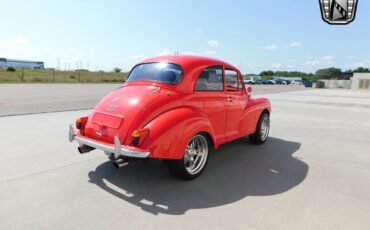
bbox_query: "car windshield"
[127,62,183,84]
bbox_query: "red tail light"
[76,116,88,132]
[131,128,149,146]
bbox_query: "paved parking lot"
[0,86,369,229]
[0,84,305,116]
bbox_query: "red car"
[69,55,271,179]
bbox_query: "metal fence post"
[78,70,81,82]
[21,68,24,82]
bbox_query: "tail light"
[76,116,88,134]
[131,128,149,146]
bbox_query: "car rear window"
[127,62,183,84]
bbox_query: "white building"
[0,58,44,70]
[351,73,370,90]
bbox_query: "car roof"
[139,55,237,70]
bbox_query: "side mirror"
[246,86,253,96]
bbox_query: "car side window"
[225,69,240,91]
[195,66,224,91]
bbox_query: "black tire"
[165,134,210,180]
[249,112,270,145]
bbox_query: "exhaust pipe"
[78,145,95,154]
[113,158,129,169]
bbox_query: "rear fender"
[141,107,216,159]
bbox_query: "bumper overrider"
[69,124,150,159]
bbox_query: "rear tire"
[249,112,270,145]
[166,134,210,180]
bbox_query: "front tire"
[166,134,209,180]
[249,112,270,145]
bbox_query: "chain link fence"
[0,69,128,83]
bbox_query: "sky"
[0,0,369,74]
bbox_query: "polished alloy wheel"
[184,134,208,175]
[260,115,270,141]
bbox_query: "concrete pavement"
[0,84,305,116]
[0,88,369,229]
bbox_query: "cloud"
[323,56,334,64]
[304,60,320,66]
[207,40,220,48]
[10,35,29,45]
[353,60,370,67]
[159,48,172,56]
[265,44,278,50]
[271,63,282,68]
[196,28,203,33]
[289,42,301,48]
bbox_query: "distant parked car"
[244,79,254,85]
[262,80,274,85]
[291,80,303,85]
[275,79,288,85]
[255,79,263,85]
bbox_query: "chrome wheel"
[184,134,208,175]
[250,112,270,145]
[260,115,270,141]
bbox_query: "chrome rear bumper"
[69,124,150,158]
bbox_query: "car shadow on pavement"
[88,137,308,215]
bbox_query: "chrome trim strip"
[69,124,150,158]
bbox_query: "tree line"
[249,67,370,81]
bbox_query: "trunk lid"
[84,84,161,144]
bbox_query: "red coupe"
[69,55,271,179]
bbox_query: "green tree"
[6,67,16,72]
[353,67,370,73]
[315,67,342,79]
[343,69,354,79]
[114,67,122,73]
[260,70,274,76]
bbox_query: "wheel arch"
[141,106,217,159]
[196,131,216,151]
[261,108,270,116]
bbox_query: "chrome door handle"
[227,98,233,102]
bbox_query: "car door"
[194,66,227,141]
[224,68,247,136]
